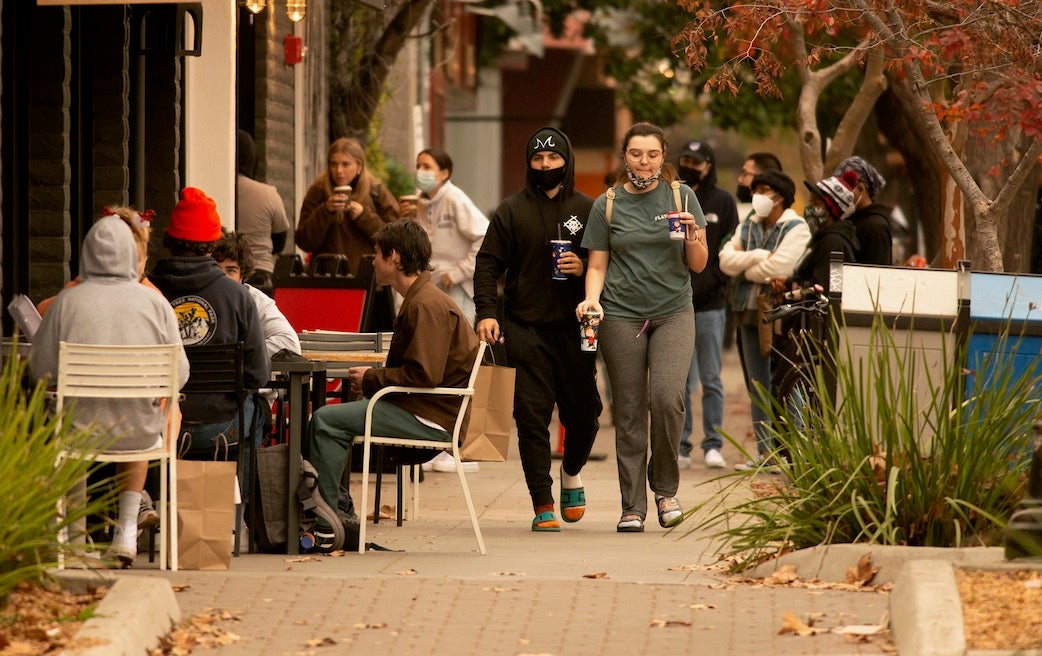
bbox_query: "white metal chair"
[353,341,487,554]
[55,342,181,570]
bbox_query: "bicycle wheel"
[775,365,819,435]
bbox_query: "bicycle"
[763,285,831,434]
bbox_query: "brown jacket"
[361,272,479,431]
[294,174,399,275]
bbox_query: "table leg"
[286,371,304,555]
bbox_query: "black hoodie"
[474,127,594,326]
[849,202,892,265]
[793,220,859,291]
[682,143,739,311]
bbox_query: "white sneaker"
[677,454,692,469]
[703,449,726,469]
[423,451,479,473]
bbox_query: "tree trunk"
[327,1,434,144]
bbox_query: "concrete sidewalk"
[117,346,915,655]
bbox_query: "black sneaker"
[312,521,339,553]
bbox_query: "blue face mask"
[416,170,440,193]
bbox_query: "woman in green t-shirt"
[578,122,709,533]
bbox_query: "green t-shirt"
[581,181,706,321]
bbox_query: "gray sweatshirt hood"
[81,215,138,283]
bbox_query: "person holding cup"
[474,126,602,533]
[295,137,400,276]
[577,122,708,533]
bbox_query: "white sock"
[115,491,142,548]
[561,468,582,489]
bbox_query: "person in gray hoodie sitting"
[30,214,190,567]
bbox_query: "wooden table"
[300,350,387,364]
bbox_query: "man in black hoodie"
[474,126,602,532]
[148,187,270,459]
[675,140,739,469]
[832,156,892,265]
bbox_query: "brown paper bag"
[460,363,515,462]
[756,290,779,357]
[176,458,237,570]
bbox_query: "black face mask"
[678,166,702,187]
[533,167,566,191]
[736,184,752,204]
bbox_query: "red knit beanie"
[167,187,222,242]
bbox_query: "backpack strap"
[671,179,683,213]
[605,186,616,225]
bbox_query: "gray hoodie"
[30,216,190,451]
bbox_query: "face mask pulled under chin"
[751,193,776,218]
[736,185,752,204]
[625,164,661,190]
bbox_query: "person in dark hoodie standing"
[474,126,602,532]
[675,140,739,470]
[832,156,891,265]
[148,187,270,461]
[775,170,860,292]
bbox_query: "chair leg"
[453,451,486,555]
[396,466,404,527]
[358,440,372,554]
[373,446,384,524]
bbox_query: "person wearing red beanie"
[149,187,270,484]
[166,187,223,243]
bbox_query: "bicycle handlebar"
[762,296,829,324]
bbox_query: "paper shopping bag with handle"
[460,358,515,462]
[176,458,237,570]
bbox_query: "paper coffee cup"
[333,185,352,197]
[580,311,601,352]
[667,211,685,240]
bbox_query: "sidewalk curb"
[891,560,966,656]
[56,570,179,656]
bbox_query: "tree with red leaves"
[676,0,1042,271]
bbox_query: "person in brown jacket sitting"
[294,137,400,276]
[305,220,479,552]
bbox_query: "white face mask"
[751,193,776,218]
[416,170,440,193]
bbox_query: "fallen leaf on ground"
[582,572,608,579]
[492,571,526,576]
[365,505,395,520]
[649,618,693,628]
[285,556,322,563]
[765,565,800,585]
[352,622,387,630]
[845,553,880,587]
[303,636,338,646]
[779,611,824,636]
[683,603,717,610]
[170,584,191,592]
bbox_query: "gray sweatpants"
[599,307,695,519]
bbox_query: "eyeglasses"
[626,149,663,162]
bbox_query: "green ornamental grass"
[687,314,1039,570]
[0,347,117,601]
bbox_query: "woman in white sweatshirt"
[409,148,489,326]
[719,169,810,470]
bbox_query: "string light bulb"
[286,0,306,22]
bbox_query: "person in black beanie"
[474,126,602,532]
[675,140,739,470]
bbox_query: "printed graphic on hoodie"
[171,295,216,344]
